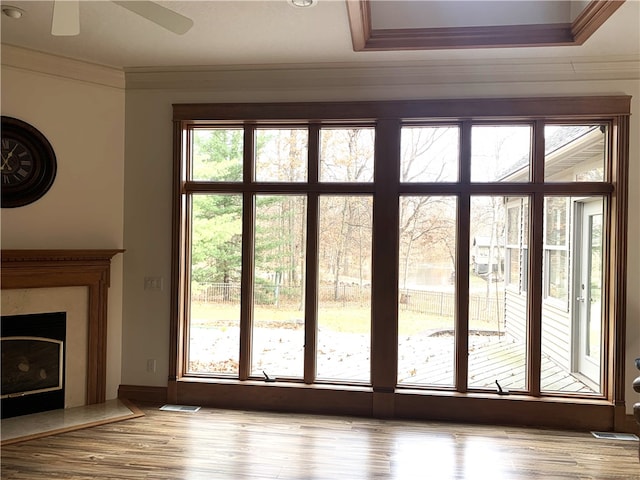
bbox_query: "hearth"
[1,312,66,419]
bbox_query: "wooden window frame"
[170,96,630,431]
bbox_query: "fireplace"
[1,312,66,419]
[1,249,123,409]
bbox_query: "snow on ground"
[189,324,498,383]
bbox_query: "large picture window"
[172,97,629,429]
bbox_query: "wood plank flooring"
[1,402,638,479]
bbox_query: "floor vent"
[591,431,638,441]
[160,404,201,413]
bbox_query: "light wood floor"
[1,402,638,479]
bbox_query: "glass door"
[575,199,603,390]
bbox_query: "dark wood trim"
[239,127,256,381]
[528,121,545,396]
[304,191,319,384]
[118,385,168,404]
[169,120,185,404]
[455,122,472,393]
[164,379,621,431]
[371,119,400,396]
[611,115,629,410]
[346,0,624,51]
[395,391,616,431]
[304,125,320,384]
[399,183,613,196]
[239,191,255,381]
[572,0,625,45]
[184,181,613,197]
[345,0,371,51]
[174,97,632,122]
[1,249,123,405]
[176,380,373,417]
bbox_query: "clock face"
[1,138,35,187]
[1,117,57,208]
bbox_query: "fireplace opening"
[1,312,66,419]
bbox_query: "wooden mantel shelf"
[1,249,124,405]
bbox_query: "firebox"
[1,312,66,419]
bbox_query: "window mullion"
[527,120,545,396]
[371,118,400,393]
[455,121,471,392]
[239,126,256,380]
[304,125,320,384]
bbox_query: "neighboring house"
[472,236,503,277]
[501,126,606,391]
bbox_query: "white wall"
[123,64,639,414]
[1,47,126,400]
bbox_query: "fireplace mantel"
[1,249,124,405]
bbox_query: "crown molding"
[124,56,640,91]
[346,0,625,51]
[1,45,125,89]
[3,45,636,93]
[572,0,626,44]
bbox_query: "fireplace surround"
[1,250,123,406]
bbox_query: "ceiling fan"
[51,0,193,36]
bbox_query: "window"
[471,125,531,183]
[183,124,376,384]
[252,194,307,379]
[172,98,629,428]
[317,195,372,382]
[400,126,459,182]
[398,195,457,386]
[320,128,374,183]
[255,128,308,182]
[189,192,242,375]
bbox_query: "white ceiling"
[0,0,639,71]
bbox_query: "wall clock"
[1,116,57,208]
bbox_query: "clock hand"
[2,144,18,165]
[6,143,19,159]
[1,144,20,171]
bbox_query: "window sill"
[178,375,373,393]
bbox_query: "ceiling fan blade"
[51,0,80,36]
[112,1,193,35]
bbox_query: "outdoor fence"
[192,282,503,324]
[399,288,504,325]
